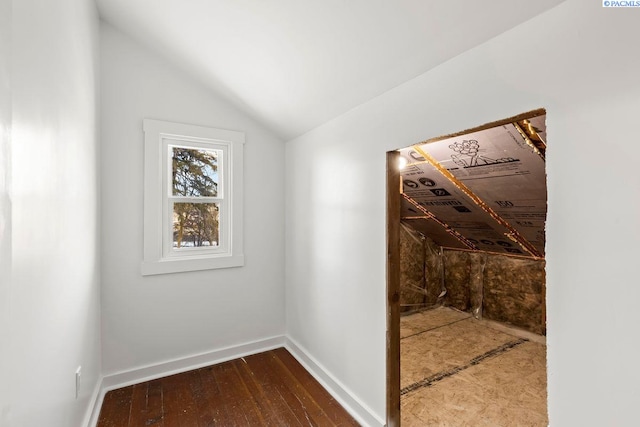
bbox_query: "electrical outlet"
[75,366,82,399]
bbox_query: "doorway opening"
[386,109,548,426]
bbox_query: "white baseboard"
[285,336,385,427]
[84,334,384,427]
[85,335,286,427]
[83,377,104,427]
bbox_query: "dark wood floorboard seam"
[272,349,338,426]
[401,338,528,396]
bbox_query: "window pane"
[171,147,219,197]
[173,202,219,248]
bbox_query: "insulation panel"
[400,114,547,258]
[402,218,468,250]
[400,155,526,255]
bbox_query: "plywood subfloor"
[97,347,359,427]
[401,307,547,426]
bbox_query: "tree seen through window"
[171,147,220,248]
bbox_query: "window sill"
[141,254,245,276]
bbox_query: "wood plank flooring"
[97,347,360,427]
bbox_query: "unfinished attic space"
[396,110,548,426]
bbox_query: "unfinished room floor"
[400,307,547,427]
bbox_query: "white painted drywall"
[100,24,286,375]
[285,1,640,425]
[96,0,565,141]
[0,0,12,421]
[2,0,102,426]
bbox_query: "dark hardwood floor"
[97,347,360,426]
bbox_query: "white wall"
[285,1,640,425]
[0,0,12,420]
[100,24,286,375]
[2,0,102,426]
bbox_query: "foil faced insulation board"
[400,116,547,257]
[402,218,468,250]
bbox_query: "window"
[142,119,244,275]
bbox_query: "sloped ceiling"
[96,0,564,140]
[400,112,547,259]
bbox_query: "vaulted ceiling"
[96,0,565,140]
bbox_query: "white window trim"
[142,119,244,275]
